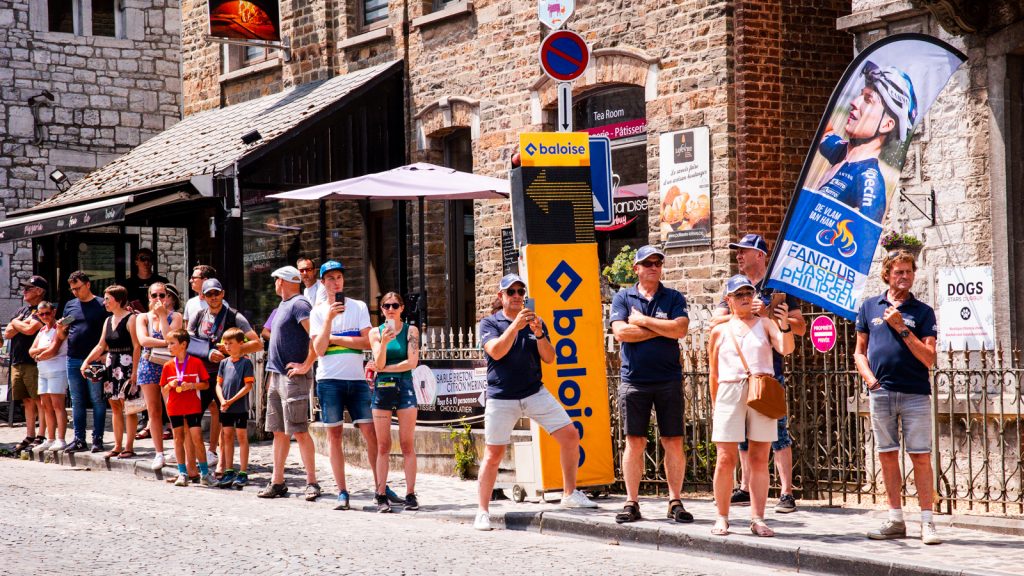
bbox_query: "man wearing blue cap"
[187,277,261,472]
[474,273,597,530]
[309,260,383,510]
[711,233,806,513]
[610,245,692,524]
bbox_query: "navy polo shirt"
[855,292,937,396]
[479,311,550,400]
[716,277,800,379]
[610,283,688,384]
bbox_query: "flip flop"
[711,519,730,536]
[117,450,137,459]
[106,449,123,458]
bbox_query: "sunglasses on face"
[136,255,152,263]
[298,268,314,273]
[504,288,526,296]
[731,290,756,299]
[639,259,664,268]
[205,290,223,297]
[38,311,53,317]
[381,302,402,310]
[150,292,166,299]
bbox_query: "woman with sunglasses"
[368,292,421,512]
[135,282,182,467]
[708,275,793,537]
[28,301,69,451]
[81,285,142,459]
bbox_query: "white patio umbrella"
[267,162,510,201]
[267,162,511,328]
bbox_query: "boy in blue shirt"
[215,328,255,489]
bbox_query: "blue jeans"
[67,358,106,443]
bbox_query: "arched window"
[573,86,649,267]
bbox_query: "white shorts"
[38,370,69,395]
[712,379,778,444]
[484,388,572,445]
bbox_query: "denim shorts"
[38,370,69,395]
[317,379,372,425]
[372,374,417,412]
[869,388,933,454]
[484,388,572,446]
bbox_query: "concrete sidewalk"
[3,424,1022,576]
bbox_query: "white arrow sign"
[557,82,572,132]
[538,0,574,30]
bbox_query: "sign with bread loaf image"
[658,126,711,247]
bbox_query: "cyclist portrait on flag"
[810,61,918,224]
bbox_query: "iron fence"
[314,309,1024,516]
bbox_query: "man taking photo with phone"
[309,260,382,510]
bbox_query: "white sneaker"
[35,439,53,451]
[921,522,942,545]
[473,510,493,531]
[152,453,165,468]
[174,474,189,487]
[200,473,218,487]
[206,450,219,465]
[50,439,66,451]
[560,489,599,509]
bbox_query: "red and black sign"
[208,0,281,42]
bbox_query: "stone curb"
[411,508,1018,576]
[20,444,171,481]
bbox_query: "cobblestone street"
[0,457,795,576]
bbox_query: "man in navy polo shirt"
[710,233,806,513]
[854,249,939,545]
[610,245,691,524]
[473,273,597,531]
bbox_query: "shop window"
[362,0,388,27]
[432,0,459,10]
[222,44,279,75]
[442,128,476,330]
[48,0,76,33]
[91,0,116,37]
[572,86,649,267]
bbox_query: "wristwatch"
[899,329,911,339]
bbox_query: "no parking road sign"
[539,30,590,82]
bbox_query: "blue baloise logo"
[815,219,858,258]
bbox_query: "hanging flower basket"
[880,231,923,259]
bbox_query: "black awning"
[0,196,130,242]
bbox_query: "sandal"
[667,499,694,523]
[117,450,137,459]
[711,518,730,536]
[750,519,775,537]
[14,436,34,452]
[134,429,151,440]
[106,448,123,458]
[614,501,641,524]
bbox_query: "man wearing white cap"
[473,273,597,531]
[257,266,320,501]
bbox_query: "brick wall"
[0,0,182,319]
[179,0,852,326]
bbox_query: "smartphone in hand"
[335,291,344,304]
[525,297,536,312]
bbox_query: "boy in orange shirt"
[160,329,214,486]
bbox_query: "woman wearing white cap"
[708,275,793,537]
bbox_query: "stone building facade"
[0,0,182,318]
[177,0,852,329]
[839,0,1024,346]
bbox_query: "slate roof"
[29,60,402,213]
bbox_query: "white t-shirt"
[309,297,371,380]
[304,282,321,305]
[36,325,68,375]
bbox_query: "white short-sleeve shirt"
[309,297,372,381]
